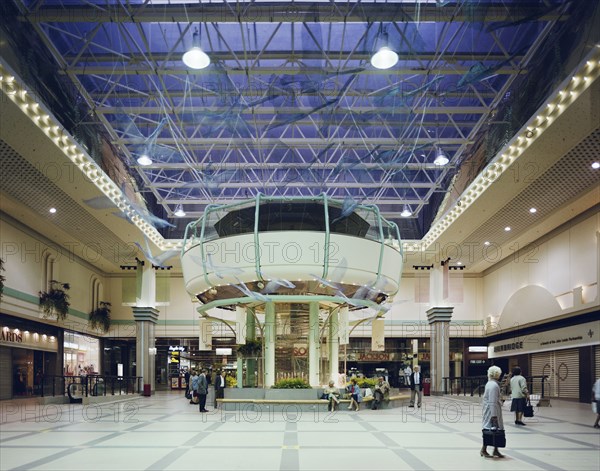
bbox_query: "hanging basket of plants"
[89,301,111,333]
[237,339,262,358]
[39,280,70,320]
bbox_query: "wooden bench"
[217,393,410,410]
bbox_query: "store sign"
[293,345,308,357]
[488,321,600,358]
[1,330,22,343]
[0,326,58,352]
[358,352,390,362]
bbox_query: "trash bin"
[143,384,151,397]
[423,378,431,396]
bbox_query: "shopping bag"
[523,399,534,418]
[482,429,506,448]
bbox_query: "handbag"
[482,428,506,448]
[524,399,534,418]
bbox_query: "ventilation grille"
[0,139,135,267]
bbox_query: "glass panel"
[63,331,100,377]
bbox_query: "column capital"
[132,306,160,323]
[426,306,453,324]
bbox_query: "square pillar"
[132,307,159,395]
[426,306,453,396]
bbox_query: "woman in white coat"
[481,365,505,458]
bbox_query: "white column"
[264,302,276,388]
[308,302,321,387]
[427,306,453,396]
[133,259,158,394]
[328,309,339,384]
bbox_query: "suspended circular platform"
[181,194,403,310]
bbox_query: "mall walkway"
[1,392,598,470]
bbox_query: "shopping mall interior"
[0,1,598,470]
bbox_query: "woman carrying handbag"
[481,366,506,459]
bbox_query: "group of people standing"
[184,369,227,412]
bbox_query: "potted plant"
[236,339,262,358]
[39,280,70,320]
[89,301,111,333]
[0,258,5,302]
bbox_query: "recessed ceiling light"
[592,162,600,169]
[504,226,511,232]
[529,207,537,213]
[49,207,57,213]
[456,261,463,265]
[484,241,490,246]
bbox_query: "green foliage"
[39,280,70,320]
[89,301,111,333]
[0,258,5,302]
[347,377,378,389]
[237,339,262,357]
[225,375,237,388]
[272,378,312,389]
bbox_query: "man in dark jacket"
[408,365,423,408]
[197,369,209,412]
[214,370,227,408]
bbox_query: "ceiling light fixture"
[592,162,600,169]
[434,148,449,166]
[504,226,511,232]
[49,207,57,214]
[400,206,412,218]
[174,205,186,217]
[529,207,537,214]
[137,150,152,166]
[182,26,210,70]
[370,26,398,70]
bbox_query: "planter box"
[224,388,265,400]
[265,389,318,400]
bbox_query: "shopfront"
[0,314,60,400]
[63,331,100,377]
[488,319,599,402]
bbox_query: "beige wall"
[2,210,597,339]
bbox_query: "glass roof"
[7,0,583,239]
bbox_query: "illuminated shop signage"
[0,326,58,352]
[1,329,23,343]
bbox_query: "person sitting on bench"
[372,376,390,410]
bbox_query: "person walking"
[197,369,209,412]
[481,365,505,459]
[189,371,199,404]
[214,370,227,408]
[408,365,423,408]
[184,369,191,397]
[593,377,600,428]
[510,366,529,425]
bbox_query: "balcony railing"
[39,375,143,399]
[443,375,549,398]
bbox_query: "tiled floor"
[1,392,599,470]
